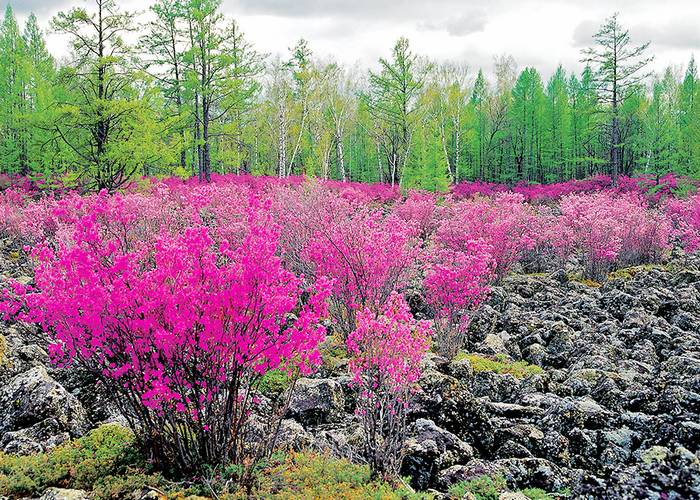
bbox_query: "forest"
[1,0,699,192]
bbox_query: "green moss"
[607,264,666,281]
[566,273,601,288]
[320,335,349,373]
[0,334,8,368]
[447,474,507,500]
[520,488,553,499]
[454,353,543,379]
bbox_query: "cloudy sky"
[14,0,700,80]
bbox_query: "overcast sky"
[13,0,700,80]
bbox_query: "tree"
[0,6,29,174]
[22,14,57,177]
[51,0,162,191]
[644,68,678,178]
[140,0,189,172]
[582,13,653,183]
[366,38,426,186]
[544,66,572,181]
[510,67,545,182]
[678,57,698,175]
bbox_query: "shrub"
[437,193,537,278]
[2,199,331,482]
[447,473,507,500]
[560,192,672,279]
[307,203,418,337]
[423,243,493,358]
[347,293,431,481]
[666,192,700,253]
[0,424,143,497]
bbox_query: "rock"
[275,419,312,451]
[0,367,88,452]
[0,418,70,455]
[446,357,474,383]
[499,494,529,500]
[402,418,474,490]
[635,445,670,465]
[472,372,521,402]
[477,333,510,357]
[495,457,574,492]
[39,488,90,500]
[485,402,544,419]
[286,378,345,426]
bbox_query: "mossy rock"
[454,353,543,379]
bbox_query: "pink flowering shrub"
[423,242,493,358]
[306,203,419,337]
[1,199,330,477]
[393,191,439,239]
[560,192,673,278]
[666,193,700,253]
[437,193,536,278]
[347,293,431,480]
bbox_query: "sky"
[13,0,700,81]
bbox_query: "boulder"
[0,366,88,453]
[286,378,345,426]
[402,418,474,490]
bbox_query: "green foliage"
[521,488,553,499]
[0,7,699,188]
[260,452,425,499]
[258,369,293,397]
[0,429,425,499]
[455,353,544,379]
[566,274,602,288]
[0,424,144,497]
[447,474,507,500]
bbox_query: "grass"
[0,424,151,499]
[0,425,428,499]
[454,353,543,379]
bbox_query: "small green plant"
[258,369,293,397]
[447,473,507,499]
[520,488,552,499]
[454,353,543,379]
[0,424,145,497]
[256,452,426,499]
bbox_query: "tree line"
[1,0,699,191]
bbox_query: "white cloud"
[14,0,700,81]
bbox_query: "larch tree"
[582,13,653,184]
[366,37,426,186]
[51,0,162,191]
